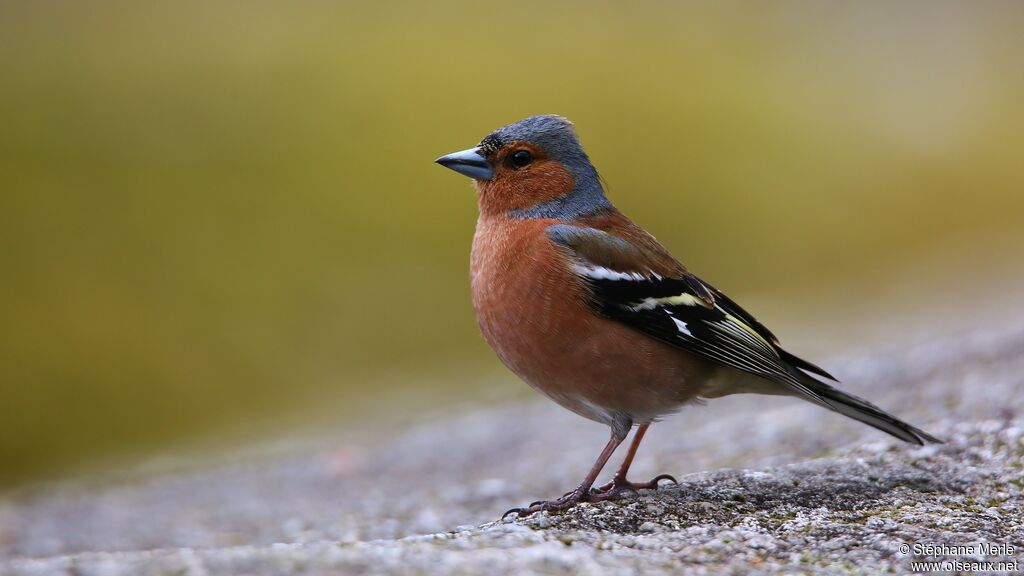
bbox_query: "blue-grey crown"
[480,115,611,219]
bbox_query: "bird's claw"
[500,473,678,520]
[500,487,590,519]
[501,507,526,520]
[648,473,679,487]
[589,473,678,498]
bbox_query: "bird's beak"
[435,147,494,181]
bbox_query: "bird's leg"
[504,425,628,519]
[589,423,677,499]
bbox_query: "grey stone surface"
[1,327,1023,575]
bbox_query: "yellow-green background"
[2,1,1023,489]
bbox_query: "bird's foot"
[501,473,677,519]
[502,485,593,519]
[589,473,677,500]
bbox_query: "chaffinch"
[436,115,940,518]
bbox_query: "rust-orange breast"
[469,214,711,425]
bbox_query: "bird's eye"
[509,150,533,168]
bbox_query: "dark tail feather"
[794,371,943,445]
[779,349,839,381]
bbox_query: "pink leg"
[504,426,628,518]
[591,423,677,498]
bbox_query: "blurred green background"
[2,1,1023,489]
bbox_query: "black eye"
[509,150,533,168]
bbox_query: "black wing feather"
[704,281,838,382]
[581,271,826,399]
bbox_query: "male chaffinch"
[436,115,940,518]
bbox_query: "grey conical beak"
[435,147,494,181]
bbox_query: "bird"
[435,115,940,518]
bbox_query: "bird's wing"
[546,224,837,395]
[545,223,947,445]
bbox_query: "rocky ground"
[1,326,1022,575]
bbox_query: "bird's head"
[436,115,610,219]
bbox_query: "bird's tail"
[792,370,942,445]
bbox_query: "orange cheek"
[477,162,576,216]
